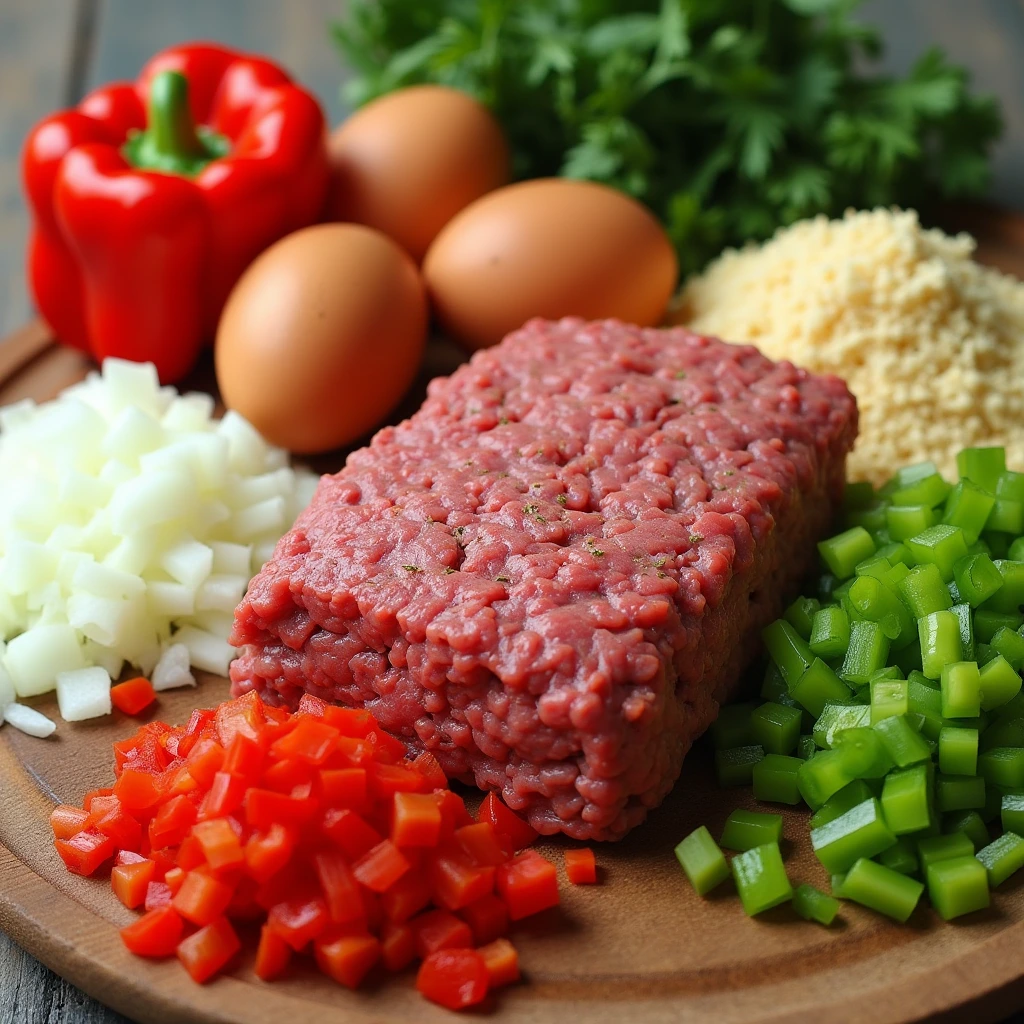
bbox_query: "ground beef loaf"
[230,318,857,840]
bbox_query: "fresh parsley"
[332,0,1001,275]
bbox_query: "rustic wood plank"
[0,0,81,338]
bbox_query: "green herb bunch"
[332,0,1002,276]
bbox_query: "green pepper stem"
[146,70,206,162]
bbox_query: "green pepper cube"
[715,745,764,787]
[720,808,783,851]
[797,734,817,760]
[898,563,952,619]
[977,643,997,666]
[935,772,985,812]
[846,502,888,534]
[981,717,1024,753]
[873,714,933,767]
[792,883,840,926]
[842,857,924,922]
[927,855,990,920]
[990,626,1024,671]
[940,661,982,718]
[886,504,937,543]
[943,479,996,545]
[881,764,932,835]
[982,560,1024,613]
[953,553,1004,609]
[760,662,788,703]
[730,842,793,916]
[958,447,1006,493]
[1010,537,1024,562]
[1001,791,1024,834]
[878,541,912,567]
[978,654,1023,711]
[808,780,874,830]
[849,576,914,648]
[883,461,940,495]
[833,727,893,780]
[791,658,851,718]
[938,726,978,776]
[987,498,1024,536]
[675,826,730,896]
[750,701,803,755]
[976,831,1024,887]
[810,797,896,872]
[908,525,970,583]
[870,677,909,723]
[997,470,1024,503]
[891,472,951,510]
[809,605,851,660]
[950,603,976,662]
[841,620,891,685]
[798,749,856,810]
[710,702,758,749]
[813,702,868,749]
[844,480,876,510]
[978,747,1024,789]
[918,831,975,872]
[752,753,803,805]
[974,608,1024,643]
[878,836,920,876]
[761,619,814,689]
[919,611,964,680]
[784,596,820,639]
[942,810,989,851]
[819,527,876,581]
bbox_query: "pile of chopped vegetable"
[677,446,1024,924]
[50,691,592,1010]
[0,358,317,731]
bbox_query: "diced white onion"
[4,702,56,738]
[173,625,236,676]
[152,643,196,692]
[5,625,85,697]
[56,666,111,721]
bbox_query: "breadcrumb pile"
[675,208,1024,485]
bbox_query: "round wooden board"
[4,209,1024,1024]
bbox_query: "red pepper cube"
[297,694,328,718]
[111,858,157,909]
[428,845,496,911]
[148,793,198,849]
[322,706,375,736]
[54,829,115,876]
[214,691,266,749]
[255,923,292,981]
[185,737,226,789]
[455,822,508,867]
[145,880,173,911]
[410,908,473,958]
[244,788,318,831]
[161,764,200,800]
[222,732,263,780]
[268,895,330,951]
[564,848,598,885]
[318,767,368,811]
[261,757,314,793]
[417,948,489,1011]
[411,750,447,790]
[113,768,163,813]
[120,906,184,958]
[115,850,149,867]
[177,917,241,984]
[164,866,186,895]
[480,792,538,851]
[313,850,365,925]
[435,790,475,838]
[321,807,384,861]
[367,728,408,764]
[92,801,143,851]
[392,791,443,848]
[479,937,520,989]
[244,823,297,883]
[172,869,234,926]
[496,850,559,920]
[353,839,411,893]
[459,892,509,946]
[314,931,381,990]
[49,805,89,839]
[192,818,245,872]
[270,717,341,766]
[81,787,113,811]
[368,762,424,799]
[380,921,416,973]
[380,867,432,925]
[175,834,206,870]
[334,736,374,767]
[110,676,156,716]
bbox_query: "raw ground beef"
[230,318,857,840]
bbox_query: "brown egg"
[327,85,509,261]
[215,224,427,453]
[423,179,678,350]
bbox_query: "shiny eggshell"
[328,85,509,261]
[423,178,679,350]
[215,224,427,454]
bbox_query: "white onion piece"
[4,703,56,738]
[152,643,195,691]
[56,666,111,721]
[5,625,85,698]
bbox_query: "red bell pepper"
[22,42,329,383]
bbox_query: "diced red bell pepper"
[380,867,433,925]
[496,851,559,921]
[411,908,473,958]
[479,792,538,852]
[115,849,149,867]
[334,736,374,767]
[321,808,383,860]
[268,895,330,951]
[314,932,381,989]
[177,917,241,984]
[175,834,206,870]
[564,848,597,885]
[186,738,226,789]
[455,822,508,867]
[411,750,447,791]
[261,757,315,794]
[111,858,157,909]
[244,823,297,883]
[93,799,143,851]
[366,728,408,764]
[459,892,509,946]
[177,708,215,757]
[323,706,375,736]
[380,921,416,972]
[435,790,475,838]
[313,850,365,925]
[244,788,317,830]
[49,804,89,839]
[164,866,186,895]
[428,845,495,911]
[479,938,520,989]
[192,818,245,872]
[172,869,234,926]
[222,732,263,780]
[198,771,247,820]
[110,676,156,716]
[54,829,115,876]
[368,762,423,798]
[81,787,113,811]
[254,923,291,981]
[353,839,411,893]
[318,767,368,811]
[149,793,197,849]
[392,791,443,848]
[297,693,328,718]
[113,768,163,813]
[145,880,173,911]
[416,948,489,1010]
[270,717,340,766]
[121,906,184,958]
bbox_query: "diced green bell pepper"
[974,608,1024,643]
[878,836,920,876]
[808,780,875,830]
[987,498,1024,536]
[890,472,950,510]
[881,764,932,835]
[927,855,990,920]
[957,447,1006,494]
[1001,791,1024,834]
[873,714,933,767]
[940,661,982,719]
[841,620,891,685]
[842,857,924,922]
[675,826,730,896]
[750,701,803,755]
[938,726,978,776]
[798,749,856,809]
[918,831,975,871]
[761,619,814,689]
[810,797,896,872]
[979,654,1023,711]
[953,553,1004,608]
[978,746,1024,789]
[982,560,1024,613]
[715,744,765,787]
[898,563,952,619]
[819,527,876,581]
[919,611,964,680]
[976,831,1024,887]
[943,479,996,545]
[950,602,975,662]
[833,727,894,779]
[720,808,783,852]
[907,525,970,583]
[942,810,989,851]
[710,702,758,749]
[886,504,937,542]
[791,658,852,718]
[792,883,840,926]
[784,596,820,639]
[844,480,876,510]
[990,626,1024,670]
[752,753,804,805]
[730,842,793,916]
[813,702,867,748]
[935,772,985,812]
[870,677,909,723]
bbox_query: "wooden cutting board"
[4,210,1024,1024]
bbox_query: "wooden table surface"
[3,0,1024,1020]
